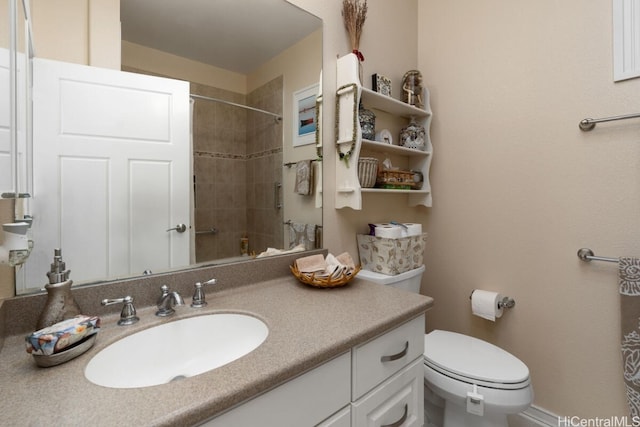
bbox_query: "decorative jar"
[400,117,426,150]
[401,70,424,108]
[358,103,376,140]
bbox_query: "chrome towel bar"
[579,112,640,131]
[577,248,618,263]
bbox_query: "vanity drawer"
[317,405,351,427]
[352,314,425,400]
[351,357,424,427]
[203,352,350,427]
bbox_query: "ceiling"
[120,0,322,74]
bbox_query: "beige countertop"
[0,275,432,427]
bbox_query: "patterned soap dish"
[290,264,361,288]
[32,332,98,368]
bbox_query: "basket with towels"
[291,252,360,288]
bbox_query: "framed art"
[292,84,319,147]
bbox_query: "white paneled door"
[0,48,11,193]
[21,57,191,292]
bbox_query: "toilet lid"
[424,330,529,385]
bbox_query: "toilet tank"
[357,265,425,293]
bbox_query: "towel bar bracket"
[577,248,619,263]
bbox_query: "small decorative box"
[26,315,100,356]
[372,73,392,97]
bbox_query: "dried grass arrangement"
[342,0,368,61]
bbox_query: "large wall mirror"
[3,0,322,295]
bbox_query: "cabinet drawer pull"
[380,341,409,362]
[381,403,408,427]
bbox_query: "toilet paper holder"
[469,291,516,309]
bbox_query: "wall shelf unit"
[335,54,432,210]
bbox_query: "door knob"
[166,224,187,233]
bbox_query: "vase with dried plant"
[342,0,368,84]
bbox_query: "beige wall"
[31,0,119,68]
[418,0,637,418]
[122,41,246,94]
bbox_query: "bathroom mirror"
[9,0,323,294]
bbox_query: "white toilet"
[358,266,534,427]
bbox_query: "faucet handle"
[102,295,139,326]
[191,278,217,308]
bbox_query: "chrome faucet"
[102,295,139,326]
[156,285,184,317]
[191,278,217,308]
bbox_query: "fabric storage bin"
[356,232,427,275]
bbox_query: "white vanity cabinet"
[351,314,425,427]
[201,314,425,427]
[335,53,433,210]
[200,351,351,427]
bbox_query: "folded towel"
[336,252,355,269]
[294,160,313,195]
[619,257,640,417]
[295,253,326,273]
[323,253,346,279]
[256,244,306,258]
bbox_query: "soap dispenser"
[36,248,82,329]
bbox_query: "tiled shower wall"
[192,77,283,262]
[191,83,248,262]
[246,77,284,255]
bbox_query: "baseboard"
[515,404,560,426]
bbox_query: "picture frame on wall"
[292,84,319,147]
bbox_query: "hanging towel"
[619,257,640,417]
[314,160,322,208]
[288,222,316,250]
[294,160,313,195]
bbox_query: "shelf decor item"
[376,169,417,189]
[399,116,426,150]
[401,70,424,108]
[342,0,368,83]
[357,157,378,188]
[372,73,392,96]
[358,103,376,140]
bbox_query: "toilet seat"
[424,330,530,390]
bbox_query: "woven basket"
[376,169,416,189]
[290,264,361,288]
[358,157,378,188]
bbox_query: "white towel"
[314,161,322,208]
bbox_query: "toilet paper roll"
[374,225,403,239]
[471,290,504,321]
[402,223,422,237]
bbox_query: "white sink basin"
[84,313,268,388]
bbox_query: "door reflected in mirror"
[9,0,322,294]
